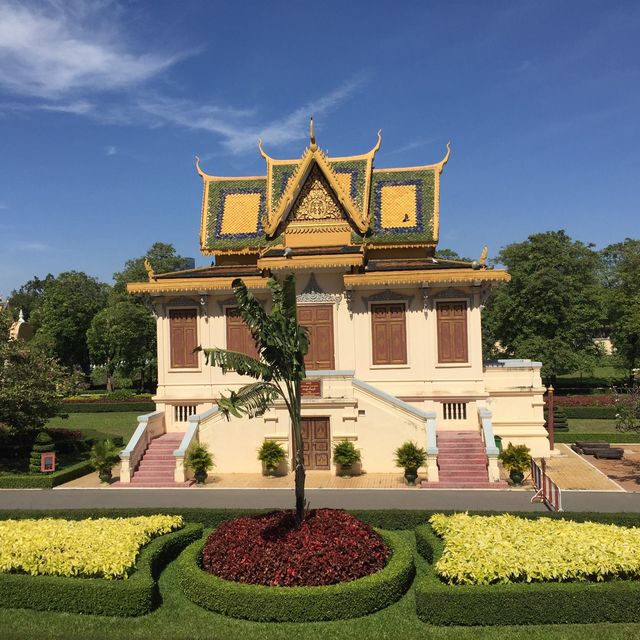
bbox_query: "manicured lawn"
[46,412,140,441]
[568,419,617,432]
[2,532,640,639]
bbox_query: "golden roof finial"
[195,155,207,178]
[309,117,317,151]
[372,129,382,154]
[144,258,155,282]
[257,138,268,160]
[479,245,488,266]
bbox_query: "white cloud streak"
[0,1,367,153]
[0,1,183,99]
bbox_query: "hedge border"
[0,460,93,488]
[414,522,640,626]
[176,528,415,622]
[0,522,202,617]
[555,432,640,444]
[61,402,156,413]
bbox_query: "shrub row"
[4,508,640,529]
[0,523,202,616]
[61,402,156,414]
[563,406,616,419]
[554,394,615,406]
[555,432,640,444]
[0,460,93,488]
[176,529,414,622]
[414,523,640,625]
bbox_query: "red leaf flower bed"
[201,509,389,587]
[555,394,615,406]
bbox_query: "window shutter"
[169,309,198,368]
[371,303,407,365]
[225,308,259,359]
[437,302,468,363]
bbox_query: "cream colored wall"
[484,362,550,458]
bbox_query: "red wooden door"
[169,309,198,368]
[371,303,407,365]
[300,417,331,469]
[437,302,468,363]
[298,304,335,370]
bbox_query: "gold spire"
[144,258,155,282]
[479,245,488,266]
[257,138,268,160]
[309,117,317,151]
[371,129,382,154]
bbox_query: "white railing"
[478,407,501,482]
[173,406,221,483]
[119,411,165,483]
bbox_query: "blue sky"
[1,0,638,296]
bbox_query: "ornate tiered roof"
[197,121,450,256]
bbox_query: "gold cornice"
[200,246,263,257]
[127,275,271,294]
[257,253,364,271]
[343,268,510,288]
[364,242,437,250]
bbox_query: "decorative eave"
[127,275,271,295]
[343,267,510,289]
[257,252,364,271]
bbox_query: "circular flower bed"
[201,509,389,586]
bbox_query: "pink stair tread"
[421,431,503,490]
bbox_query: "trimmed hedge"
[0,460,93,488]
[0,523,202,616]
[555,432,640,444]
[414,523,640,625]
[177,529,415,621]
[563,406,616,419]
[62,401,156,413]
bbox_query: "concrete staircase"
[421,431,506,489]
[127,433,191,487]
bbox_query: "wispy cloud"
[105,145,117,156]
[0,2,367,153]
[135,76,369,153]
[13,240,50,252]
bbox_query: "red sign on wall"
[40,453,56,473]
[301,379,322,398]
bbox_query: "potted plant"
[89,439,122,484]
[185,442,214,485]
[499,443,531,485]
[394,441,426,485]
[257,440,286,476]
[333,440,361,477]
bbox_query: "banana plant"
[196,274,309,523]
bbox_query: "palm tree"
[196,274,309,524]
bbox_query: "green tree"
[87,299,156,392]
[601,238,640,381]
[113,242,193,292]
[0,310,72,434]
[31,272,109,372]
[197,275,309,524]
[482,230,605,381]
[8,274,55,324]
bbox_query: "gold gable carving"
[290,165,346,223]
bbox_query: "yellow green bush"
[430,512,640,585]
[0,515,183,579]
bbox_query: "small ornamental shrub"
[429,513,640,585]
[257,440,286,473]
[28,432,56,473]
[394,441,426,470]
[333,440,361,467]
[498,443,531,474]
[201,509,389,586]
[89,439,122,483]
[0,515,184,579]
[185,443,214,483]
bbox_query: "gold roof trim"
[343,268,510,288]
[127,275,271,295]
[257,253,364,271]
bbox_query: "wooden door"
[436,302,468,363]
[298,304,335,370]
[300,417,331,469]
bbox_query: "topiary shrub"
[29,432,56,474]
[544,406,569,432]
